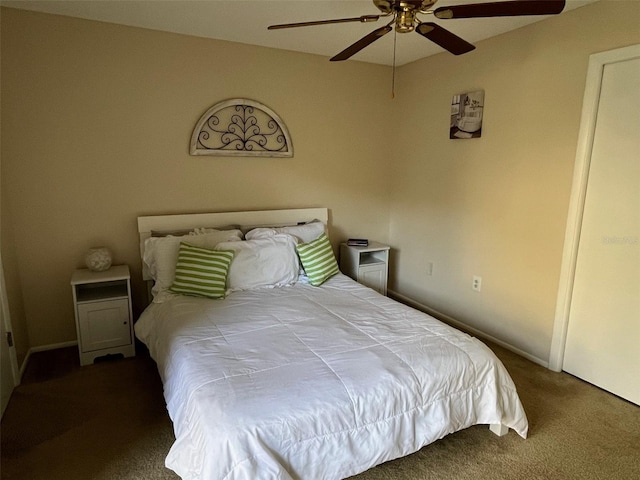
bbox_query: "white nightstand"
[71,265,135,366]
[340,241,390,295]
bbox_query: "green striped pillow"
[170,242,234,299]
[296,233,340,286]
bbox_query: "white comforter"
[135,274,528,480]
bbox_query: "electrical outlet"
[472,275,482,292]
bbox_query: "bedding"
[215,235,300,292]
[245,220,325,243]
[143,229,243,302]
[246,222,327,280]
[151,226,242,237]
[295,232,340,286]
[169,243,235,299]
[135,273,528,480]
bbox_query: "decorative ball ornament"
[85,247,112,272]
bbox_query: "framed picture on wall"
[450,90,484,139]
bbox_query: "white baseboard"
[387,289,549,369]
[29,340,77,353]
[19,340,78,379]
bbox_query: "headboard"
[137,208,329,281]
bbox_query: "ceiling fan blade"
[434,0,565,19]
[416,22,475,55]
[268,15,380,30]
[330,25,393,62]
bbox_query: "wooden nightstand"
[340,242,390,295]
[71,265,134,366]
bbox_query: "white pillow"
[215,235,299,292]
[150,225,242,237]
[245,221,325,244]
[143,229,243,302]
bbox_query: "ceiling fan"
[268,0,566,61]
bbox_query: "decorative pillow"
[170,243,234,299]
[215,235,299,292]
[245,220,325,244]
[295,233,340,286]
[143,229,243,302]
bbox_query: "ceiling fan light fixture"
[374,0,437,16]
[396,10,417,33]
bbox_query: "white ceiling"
[2,0,597,66]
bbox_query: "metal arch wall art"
[190,99,293,157]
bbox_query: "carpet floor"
[1,341,638,480]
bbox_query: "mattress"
[135,273,528,480]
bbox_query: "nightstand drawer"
[358,264,388,295]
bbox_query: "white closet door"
[1,262,19,418]
[563,55,640,405]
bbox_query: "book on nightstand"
[347,238,369,247]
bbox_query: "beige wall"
[2,2,639,367]
[1,8,393,351]
[388,0,640,363]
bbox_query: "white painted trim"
[29,340,78,353]
[19,350,31,379]
[388,289,549,368]
[137,208,328,235]
[0,272,19,384]
[549,44,640,372]
[1,257,21,417]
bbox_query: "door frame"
[549,43,640,372]
[1,256,20,416]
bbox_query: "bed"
[135,208,528,480]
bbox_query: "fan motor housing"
[373,0,438,15]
